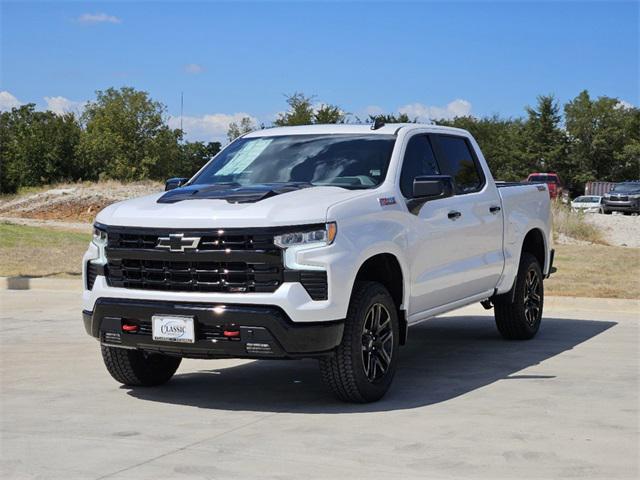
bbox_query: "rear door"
[404,133,504,316]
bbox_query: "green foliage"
[77,87,181,181]
[1,104,82,193]
[274,93,345,126]
[314,104,346,124]
[1,87,638,195]
[438,93,639,191]
[564,90,640,186]
[227,117,256,142]
[368,113,416,124]
[176,141,221,177]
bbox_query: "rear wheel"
[319,281,399,403]
[494,253,544,340]
[101,345,181,386]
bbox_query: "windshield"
[574,196,600,203]
[528,175,559,183]
[611,183,640,192]
[191,134,396,189]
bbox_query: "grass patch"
[551,202,606,244]
[546,244,640,299]
[0,223,90,277]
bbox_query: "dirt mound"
[0,181,162,223]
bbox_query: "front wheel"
[101,345,181,386]
[494,253,544,340]
[319,281,399,403]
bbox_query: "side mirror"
[165,177,188,191]
[407,175,455,215]
[412,175,455,200]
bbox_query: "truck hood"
[95,186,366,228]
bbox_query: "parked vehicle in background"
[526,173,563,200]
[603,182,640,215]
[584,181,615,197]
[571,195,604,214]
[82,123,554,403]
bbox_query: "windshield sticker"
[216,138,273,175]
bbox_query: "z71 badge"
[378,196,397,206]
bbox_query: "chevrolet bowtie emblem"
[156,234,200,252]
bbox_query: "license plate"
[152,315,195,343]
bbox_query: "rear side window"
[434,135,484,194]
[399,135,440,197]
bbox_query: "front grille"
[107,259,281,293]
[111,231,275,251]
[609,196,629,202]
[103,226,285,293]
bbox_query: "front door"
[402,133,504,318]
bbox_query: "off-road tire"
[494,252,544,340]
[319,281,400,403]
[101,345,181,386]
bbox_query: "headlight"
[92,225,108,263]
[274,222,337,248]
[92,226,108,247]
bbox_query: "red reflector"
[223,330,240,338]
[122,324,138,332]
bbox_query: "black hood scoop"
[157,183,314,204]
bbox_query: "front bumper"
[604,200,640,212]
[84,298,344,359]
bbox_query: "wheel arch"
[352,252,408,345]
[521,227,547,271]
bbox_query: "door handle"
[448,210,462,220]
[489,205,501,214]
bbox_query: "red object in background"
[526,172,563,199]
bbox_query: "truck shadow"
[125,315,616,413]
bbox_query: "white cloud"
[0,91,22,111]
[363,105,384,117]
[615,99,635,110]
[168,112,258,141]
[77,13,121,25]
[184,63,204,74]
[44,96,85,115]
[399,99,472,121]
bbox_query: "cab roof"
[243,123,471,138]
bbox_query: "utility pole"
[180,91,184,133]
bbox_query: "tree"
[368,113,415,124]
[437,115,529,181]
[176,141,221,177]
[522,95,567,175]
[314,104,346,124]
[0,104,82,193]
[274,93,345,126]
[564,90,640,187]
[227,117,256,143]
[76,87,182,181]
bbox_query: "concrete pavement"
[0,290,638,479]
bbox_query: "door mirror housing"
[165,177,188,191]
[407,175,455,215]
[412,175,455,200]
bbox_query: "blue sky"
[1,0,638,141]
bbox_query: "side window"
[435,135,484,194]
[399,135,440,197]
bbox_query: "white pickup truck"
[83,123,554,402]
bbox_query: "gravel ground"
[585,213,640,248]
[0,181,161,223]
